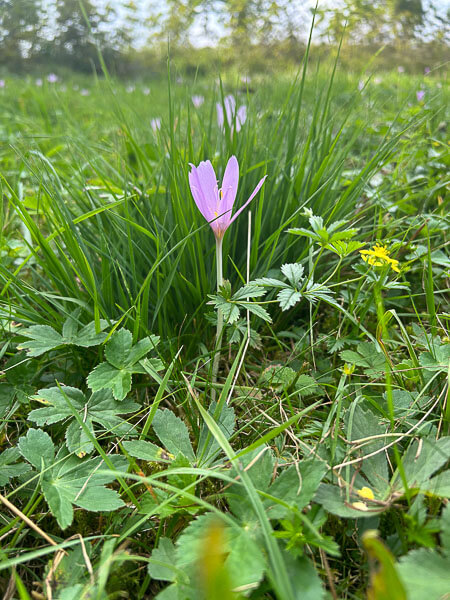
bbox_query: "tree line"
[0,0,447,75]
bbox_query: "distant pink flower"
[192,95,204,107]
[188,156,266,240]
[424,67,431,74]
[374,76,382,85]
[216,95,247,133]
[151,118,161,132]
[47,73,58,83]
[0,80,5,88]
[126,85,135,93]
[358,80,364,91]
[416,90,425,102]
[142,87,150,95]
[35,78,43,87]
[397,66,405,74]
[80,89,90,96]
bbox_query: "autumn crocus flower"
[150,118,161,132]
[416,90,425,102]
[189,155,266,399]
[189,155,266,241]
[216,95,247,133]
[192,95,204,107]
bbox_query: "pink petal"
[216,103,224,129]
[189,161,218,222]
[230,175,267,225]
[216,156,239,229]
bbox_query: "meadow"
[0,60,449,599]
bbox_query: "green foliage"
[29,386,139,455]
[19,311,108,357]
[87,329,162,400]
[18,428,126,529]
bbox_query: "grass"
[0,56,449,600]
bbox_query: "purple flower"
[35,78,43,87]
[236,105,247,132]
[80,89,90,96]
[358,80,364,91]
[0,80,5,89]
[397,66,405,74]
[189,156,266,240]
[47,73,58,83]
[216,95,247,133]
[424,67,431,74]
[142,87,150,95]
[416,90,425,102]
[192,95,204,107]
[126,85,135,93]
[151,118,161,132]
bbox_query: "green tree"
[0,0,43,69]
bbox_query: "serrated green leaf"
[18,325,64,357]
[18,428,55,470]
[250,277,289,289]
[105,329,133,369]
[277,288,302,311]
[0,448,31,486]
[87,362,132,401]
[232,285,267,301]
[123,440,170,462]
[245,302,272,322]
[281,263,305,287]
[148,538,179,582]
[398,548,450,600]
[152,409,195,462]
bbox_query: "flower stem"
[212,236,224,401]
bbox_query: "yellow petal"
[358,486,375,500]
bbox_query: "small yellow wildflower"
[358,486,375,501]
[360,243,400,272]
[343,363,355,376]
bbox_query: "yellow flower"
[358,486,375,501]
[343,363,355,376]
[360,243,400,272]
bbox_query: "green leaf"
[245,302,272,323]
[400,437,450,493]
[19,313,108,357]
[232,285,267,301]
[29,387,138,454]
[398,548,450,600]
[123,440,172,462]
[18,325,64,357]
[18,431,126,529]
[284,553,325,600]
[314,484,385,518]
[277,288,302,311]
[104,329,133,369]
[419,342,450,374]
[87,362,132,401]
[281,263,305,287]
[207,295,240,324]
[250,277,290,289]
[148,538,179,582]
[152,409,195,462]
[267,459,327,518]
[340,342,386,377]
[18,428,55,470]
[0,448,31,486]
